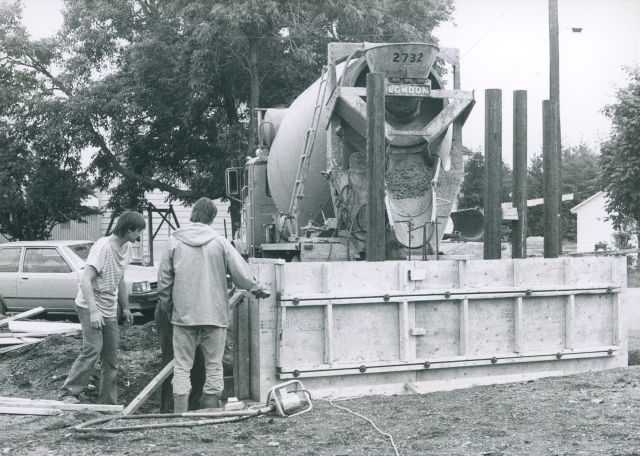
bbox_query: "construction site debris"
[0,307,45,327]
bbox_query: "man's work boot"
[200,393,220,410]
[173,394,189,414]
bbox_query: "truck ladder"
[287,66,329,237]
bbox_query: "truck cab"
[226,152,300,261]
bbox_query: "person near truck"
[157,197,269,413]
[60,211,146,404]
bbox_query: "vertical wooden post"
[543,100,560,258]
[366,72,386,261]
[512,90,528,259]
[484,89,502,260]
[147,206,154,266]
[549,0,563,252]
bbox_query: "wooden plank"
[8,321,81,334]
[0,337,42,346]
[0,307,46,327]
[612,292,620,346]
[280,286,619,306]
[0,397,123,413]
[398,300,409,361]
[366,72,386,261]
[0,341,40,354]
[512,260,520,287]
[512,90,528,259]
[0,406,61,416]
[484,89,502,260]
[565,294,575,349]
[459,299,469,356]
[324,304,333,364]
[514,297,523,353]
[234,297,251,400]
[322,263,331,294]
[458,260,467,288]
[278,347,619,379]
[122,361,174,415]
[543,99,560,258]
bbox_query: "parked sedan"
[0,240,158,316]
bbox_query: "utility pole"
[549,0,562,253]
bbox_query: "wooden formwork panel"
[238,256,627,402]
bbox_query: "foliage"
[458,152,512,209]
[459,145,601,242]
[526,144,601,240]
[0,126,98,240]
[0,0,455,220]
[0,3,97,240]
[600,67,640,247]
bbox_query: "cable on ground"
[328,397,400,456]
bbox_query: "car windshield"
[66,243,94,261]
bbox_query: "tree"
[0,0,455,220]
[0,3,97,240]
[527,144,601,239]
[458,152,512,209]
[600,67,640,247]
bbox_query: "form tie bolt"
[383,294,390,302]
[525,289,532,296]
[490,357,498,364]
[359,365,367,373]
[423,361,431,369]
[444,291,451,299]
[293,370,300,378]
[608,349,614,356]
[293,297,300,306]
[556,353,563,360]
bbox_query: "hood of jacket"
[172,223,219,247]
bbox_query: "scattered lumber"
[0,337,42,346]
[0,397,124,413]
[7,321,81,333]
[0,307,46,327]
[0,340,41,354]
[122,361,174,415]
[0,406,61,416]
[0,321,82,356]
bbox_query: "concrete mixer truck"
[225,42,475,261]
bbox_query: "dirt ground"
[2,319,640,456]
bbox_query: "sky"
[17,0,640,167]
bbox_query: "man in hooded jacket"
[157,197,269,412]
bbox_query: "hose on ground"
[74,407,271,433]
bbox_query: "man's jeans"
[60,305,119,404]
[155,309,205,411]
[172,325,226,396]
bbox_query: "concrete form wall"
[235,256,628,401]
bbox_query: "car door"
[16,247,80,312]
[0,247,22,311]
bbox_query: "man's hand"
[90,310,104,329]
[122,308,134,325]
[252,287,271,299]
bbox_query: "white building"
[570,192,616,252]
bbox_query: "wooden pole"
[549,0,563,253]
[484,89,502,260]
[147,206,154,266]
[512,90,528,258]
[543,100,560,258]
[366,72,386,261]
